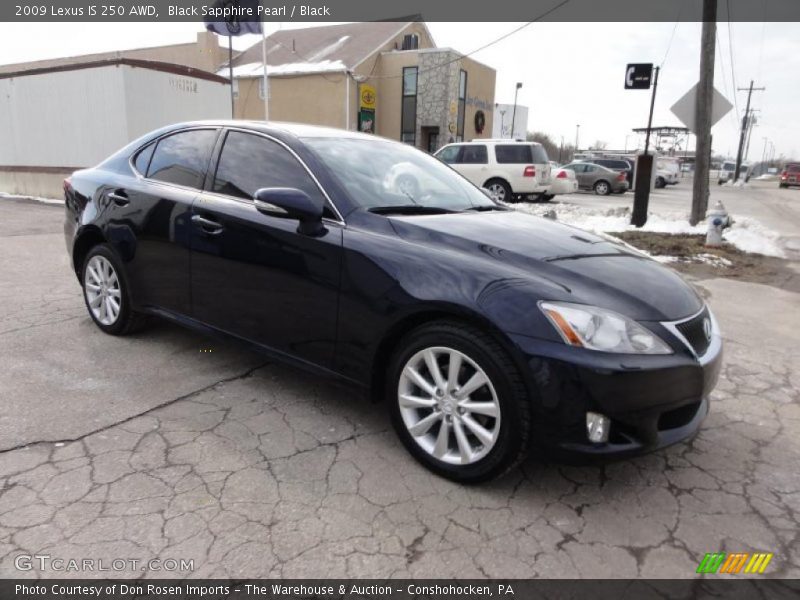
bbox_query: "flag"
[204,0,262,36]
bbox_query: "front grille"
[675,308,711,357]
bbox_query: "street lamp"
[575,124,580,156]
[511,82,522,139]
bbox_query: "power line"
[365,0,572,80]
[726,0,740,119]
[659,0,686,68]
[715,27,739,134]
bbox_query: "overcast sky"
[0,21,797,160]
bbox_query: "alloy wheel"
[397,346,501,465]
[595,181,609,195]
[84,255,122,326]
[487,183,506,202]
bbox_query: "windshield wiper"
[368,205,456,216]
[463,205,507,212]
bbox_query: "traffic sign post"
[625,63,658,227]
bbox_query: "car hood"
[388,211,702,321]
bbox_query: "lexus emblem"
[702,318,712,342]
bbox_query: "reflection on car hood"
[388,211,703,320]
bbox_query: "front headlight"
[539,301,672,354]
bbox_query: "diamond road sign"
[670,83,733,133]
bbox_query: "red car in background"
[779,163,800,188]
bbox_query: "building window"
[457,70,467,142]
[401,66,417,145]
[402,34,419,50]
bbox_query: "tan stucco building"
[228,21,496,152]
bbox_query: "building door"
[422,127,440,153]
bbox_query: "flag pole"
[228,34,234,119]
[261,25,269,121]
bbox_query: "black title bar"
[4,0,800,22]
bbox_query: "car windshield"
[304,137,496,212]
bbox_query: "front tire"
[655,177,666,189]
[82,244,146,335]
[387,321,531,483]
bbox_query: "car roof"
[163,120,379,142]
[447,139,543,146]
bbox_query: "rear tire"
[81,244,147,336]
[387,321,531,483]
[593,180,611,196]
[484,179,513,204]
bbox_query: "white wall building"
[492,103,528,140]
[0,59,230,197]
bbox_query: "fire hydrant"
[706,200,732,246]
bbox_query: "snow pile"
[0,191,63,205]
[755,173,776,181]
[221,60,346,78]
[510,202,786,258]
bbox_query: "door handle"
[191,214,224,235]
[108,190,129,206]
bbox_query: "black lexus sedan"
[64,121,722,483]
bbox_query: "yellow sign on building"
[360,84,377,109]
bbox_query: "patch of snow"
[694,253,733,267]
[508,201,786,258]
[307,36,350,62]
[0,191,63,205]
[755,174,775,181]
[221,59,346,78]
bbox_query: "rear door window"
[147,129,218,189]
[495,145,532,164]
[460,145,488,164]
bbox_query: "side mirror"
[254,187,325,236]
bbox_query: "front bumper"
[508,317,722,459]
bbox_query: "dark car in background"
[64,121,721,482]
[560,161,630,195]
[587,157,634,186]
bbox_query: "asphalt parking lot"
[1,196,798,579]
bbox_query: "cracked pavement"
[1,196,798,579]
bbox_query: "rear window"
[133,142,155,175]
[495,144,548,164]
[787,164,800,173]
[602,160,630,170]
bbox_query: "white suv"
[434,140,552,203]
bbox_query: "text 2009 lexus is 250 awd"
[64,121,722,482]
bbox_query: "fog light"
[586,412,610,443]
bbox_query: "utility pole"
[690,0,717,226]
[761,137,769,175]
[734,80,765,181]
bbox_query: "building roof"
[230,21,423,75]
[0,58,230,84]
[0,41,201,75]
